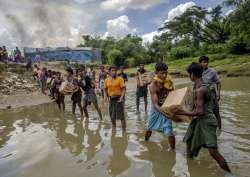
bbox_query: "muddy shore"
[0,62,191,110]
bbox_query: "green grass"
[125,54,250,77]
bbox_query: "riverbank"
[1,53,249,110]
[126,54,250,77]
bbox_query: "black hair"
[109,65,117,71]
[186,62,203,78]
[66,67,73,75]
[199,55,209,63]
[155,62,168,72]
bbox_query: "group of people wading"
[32,55,232,174]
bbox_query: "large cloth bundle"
[138,72,154,86]
[161,87,194,122]
[59,81,78,95]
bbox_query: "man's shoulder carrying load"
[161,87,194,122]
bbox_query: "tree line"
[78,0,250,67]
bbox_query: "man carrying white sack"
[145,62,176,150]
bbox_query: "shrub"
[170,46,192,59]
[107,49,124,66]
[124,57,136,67]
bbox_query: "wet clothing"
[70,77,82,103]
[136,69,148,98]
[104,77,125,97]
[202,68,220,90]
[136,86,148,98]
[147,106,173,136]
[84,88,97,103]
[202,68,220,116]
[80,76,97,103]
[109,96,125,121]
[183,84,218,157]
[147,81,173,136]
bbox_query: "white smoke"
[0,0,99,48]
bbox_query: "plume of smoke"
[0,0,82,48]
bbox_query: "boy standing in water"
[145,62,175,149]
[172,62,231,173]
[104,65,126,130]
[199,56,222,129]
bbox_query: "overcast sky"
[0,0,227,49]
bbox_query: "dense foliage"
[78,0,250,66]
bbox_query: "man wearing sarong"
[104,65,126,130]
[172,62,231,173]
[145,62,175,149]
[199,56,222,129]
[136,64,149,112]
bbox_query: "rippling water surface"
[0,77,250,177]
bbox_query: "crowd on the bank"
[0,46,23,63]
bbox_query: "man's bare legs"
[168,135,175,149]
[93,101,103,120]
[186,143,231,173]
[145,131,175,149]
[208,148,231,173]
[72,102,83,116]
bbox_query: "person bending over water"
[172,62,231,173]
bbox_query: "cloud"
[165,1,196,22]
[207,7,213,13]
[101,0,165,11]
[142,31,160,44]
[225,9,234,16]
[0,0,102,48]
[103,15,136,38]
[141,2,196,44]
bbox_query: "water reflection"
[107,131,130,177]
[0,78,250,177]
[85,120,103,162]
[137,140,176,177]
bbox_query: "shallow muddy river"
[0,77,250,177]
